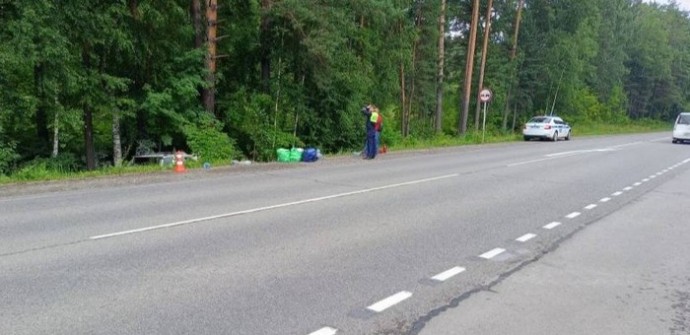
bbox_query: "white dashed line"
[367,291,413,313]
[566,212,581,219]
[479,248,506,259]
[600,197,611,203]
[612,191,623,196]
[543,222,561,230]
[308,327,338,335]
[642,178,649,182]
[89,174,459,240]
[584,204,597,210]
[516,233,537,242]
[633,182,641,186]
[431,267,466,282]
[623,186,633,191]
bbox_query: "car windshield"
[528,117,550,123]
[678,114,690,125]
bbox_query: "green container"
[277,148,290,162]
[289,148,303,162]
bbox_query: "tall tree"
[435,0,447,133]
[460,0,480,134]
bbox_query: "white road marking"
[90,174,459,240]
[623,186,633,191]
[308,327,338,335]
[508,145,633,167]
[566,212,581,219]
[432,267,466,282]
[516,233,537,242]
[642,178,649,182]
[600,197,611,203]
[650,175,657,179]
[543,222,561,230]
[479,248,506,259]
[584,204,597,210]
[633,182,641,186]
[367,291,413,313]
[612,191,623,196]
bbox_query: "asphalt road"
[1,132,688,335]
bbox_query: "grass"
[0,120,673,185]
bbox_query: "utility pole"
[474,0,493,131]
[460,0,480,135]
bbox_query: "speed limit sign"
[479,88,492,102]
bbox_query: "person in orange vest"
[361,104,378,159]
[373,106,383,150]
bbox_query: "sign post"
[479,88,492,143]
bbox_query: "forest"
[1,0,689,176]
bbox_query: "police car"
[672,112,690,144]
[522,116,571,141]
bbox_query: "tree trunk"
[474,0,493,131]
[82,46,96,170]
[112,111,122,167]
[52,105,59,158]
[191,0,203,48]
[260,0,273,93]
[460,0,480,135]
[435,0,447,133]
[203,0,218,114]
[503,0,525,130]
[400,61,408,137]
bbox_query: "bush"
[183,119,238,163]
[0,141,19,176]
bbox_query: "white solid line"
[432,267,466,282]
[516,233,537,242]
[507,157,559,167]
[612,191,623,196]
[543,222,561,230]
[566,212,581,219]
[90,174,459,240]
[623,186,633,191]
[308,327,338,335]
[584,204,597,210]
[479,248,506,259]
[600,197,611,203]
[367,291,413,313]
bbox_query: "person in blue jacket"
[361,104,378,159]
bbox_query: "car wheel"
[672,139,678,144]
[565,131,570,141]
[552,131,558,142]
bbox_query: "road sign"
[479,88,492,102]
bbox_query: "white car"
[523,116,571,141]
[672,112,690,144]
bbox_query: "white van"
[672,112,690,144]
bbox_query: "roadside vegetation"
[0,1,687,184]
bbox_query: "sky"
[649,0,690,11]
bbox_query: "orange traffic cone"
[174,151,186,173]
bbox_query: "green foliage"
[2,0,690,180]
[0,140,19,176]
[183,118,238,164]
